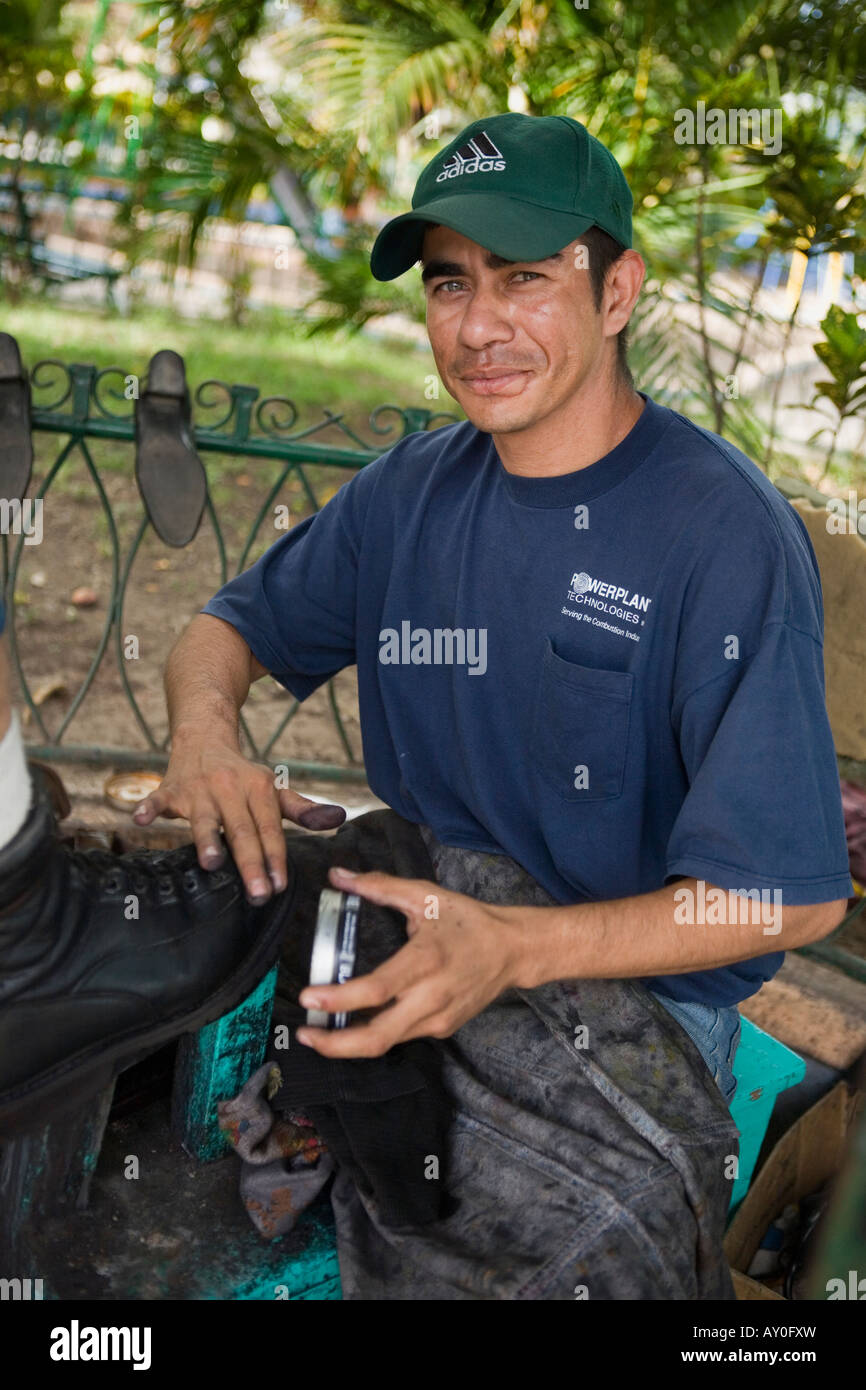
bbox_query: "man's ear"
[604,250,645,337]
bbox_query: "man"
[128,114,851,1298]
[2,113,851,1298]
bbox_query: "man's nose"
[457,286,515,350]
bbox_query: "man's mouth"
[457,369,531,396]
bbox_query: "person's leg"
[0,614,11,737]
[649,994,741,1105]
[0,622,34,848]
[331,974,740,1300]
[329,829,740,1301]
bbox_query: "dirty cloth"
[256,809,741,1299]
[217,1062,335,1240]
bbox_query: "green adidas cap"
[370,113,633,281]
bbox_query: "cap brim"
[370,195,596,281]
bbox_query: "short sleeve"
[665,619,853,903]
[201,461,379,700]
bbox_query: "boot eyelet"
[183,870,200,893]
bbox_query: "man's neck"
[492,375,645,478]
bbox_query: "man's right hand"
[132,737,346,904]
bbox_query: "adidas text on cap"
[370,113,633,282]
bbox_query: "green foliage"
[762,112,866,257]
[814,306,866,416]
[3,0,866,479]
[805,305,866,474]
[0,0,78,110]
[301,227,424,333]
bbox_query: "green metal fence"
[1,355,455,781]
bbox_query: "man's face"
[420,224,605,436]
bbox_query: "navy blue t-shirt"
[202,394,853,1006]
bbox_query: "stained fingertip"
[299,803,346,830]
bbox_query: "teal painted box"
[728,1016,806,1216]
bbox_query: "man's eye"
[513,270,541,282]
[433,280,465,293]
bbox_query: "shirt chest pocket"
[531,640,634,802]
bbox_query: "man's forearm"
[166,614,258,750]
[509,880,848,990]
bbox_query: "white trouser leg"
[0,711,33,849]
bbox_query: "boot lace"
[68,843,238,904]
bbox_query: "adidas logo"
[436,132,506,182]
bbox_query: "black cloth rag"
[270,808,457,1230]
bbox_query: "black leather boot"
[0,768,299,1137]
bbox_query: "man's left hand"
[295,865,526,1057]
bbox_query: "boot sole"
[135,350,207,548]
[0,331,33,502]
[0,877,299,1140]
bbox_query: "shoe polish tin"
[307,888,361,1029]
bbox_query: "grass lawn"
[0,291,447,446]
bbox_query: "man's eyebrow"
[420,249,564,282]
[420,259,465,283]
[485,250,564,269]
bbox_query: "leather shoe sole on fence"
[135,348,208,548]
[0,333,33,503]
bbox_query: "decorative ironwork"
[3,356,458,779]
[27,360,459,458]
[29,358,73,412]
[92,366,135,421]
[194,379,238,433]
[256,395,300,437]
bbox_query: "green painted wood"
[232,1209,341,1301]
[728,1017,806,1215]
[0,1082,115,1266]
[170,966,279,1163]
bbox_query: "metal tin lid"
[306,889,361,1028]
[103,771,163,813]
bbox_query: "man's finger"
[296,991,442,1059]
[219,794,274,903]
[328,867,440,917]
[278,787,346,831]
[247,783,290,892]
[299,939,435,1015]
[187,798,227,870]
[132,788,181,825]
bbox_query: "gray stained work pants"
[279,810,741,1301]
